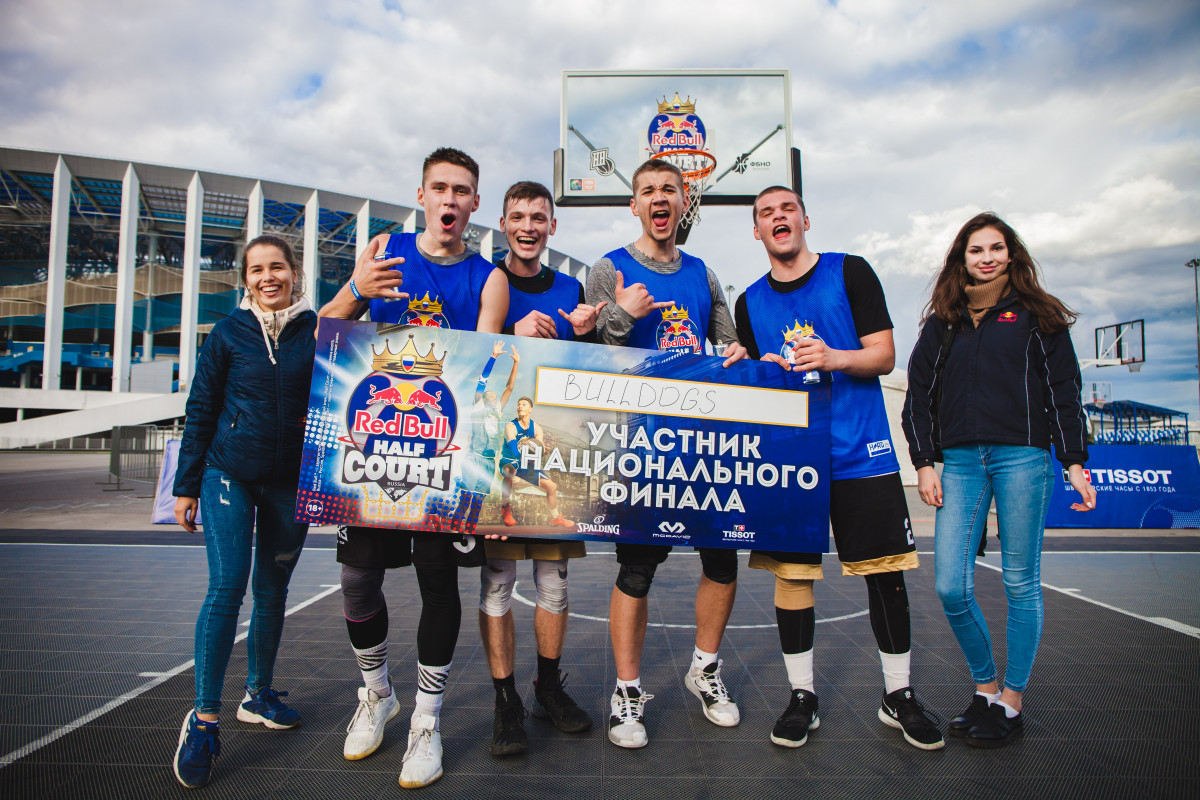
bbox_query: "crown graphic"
[372,334,445,376]
[661,305,690,322]
[782,320,816,341]
[407,292,443,315]
[657,92,696,115]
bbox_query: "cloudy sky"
[3,0,1198,414]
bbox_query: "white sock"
[783,649,814,693]
[997,699,1020,718]
[879,650,911,694]
[692,646,718,672]
[978,690,1001,703]
[352,641,391,697]
[616,677,642,694]
[413,661,450,729]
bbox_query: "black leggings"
[341,563,462,668]
[414,563,461,667]
[864,571,911,654]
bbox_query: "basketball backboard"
[1094,319,1145,371]
[555,69,797,208]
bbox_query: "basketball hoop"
[650,148,716,228]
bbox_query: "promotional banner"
[1046,444,1200,529]
[296,318,831,551]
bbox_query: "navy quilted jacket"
[173,307,317,498]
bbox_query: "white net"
[652,149,716,227]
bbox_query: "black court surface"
[1,529,1198,800]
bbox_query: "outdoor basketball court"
[0,454,1196,799]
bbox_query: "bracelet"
[349,278,363,301]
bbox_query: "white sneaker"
[607,686,654,748]
[344,686,400,761]
[684,660,740,727]
[398,713,443,789]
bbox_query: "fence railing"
[100,424,183,490]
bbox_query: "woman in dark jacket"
[902,213,1095,749]
[171,234,317,788]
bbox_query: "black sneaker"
[770,689,819,748]
[878,687,945,751]
[532,672,593,733]
[948,694,991,738]
[964,702,1023,749]
[489,686,528,757]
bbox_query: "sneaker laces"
[188,718,221,759]
[612,689,654,723]
[540,671,579,707]
[780,691,815,724]
[347,694,380,733]
[404,727,436,762]
[695,661,732,704]
[895,692,942,727]
[253,687,289,709]
[497,696,528,727]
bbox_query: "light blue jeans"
[934,445,1053,692]
[194,466,308,714]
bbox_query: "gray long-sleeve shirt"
[583,244,739,350]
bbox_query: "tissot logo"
[658,521,686,534]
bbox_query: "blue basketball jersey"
[604,247,711,353]
[503,269,582,341]
[744,253,899,480]
[368,233,496,331]
[500,416,536,464]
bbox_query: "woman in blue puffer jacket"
[171,234,317,788]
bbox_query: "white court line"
[509,581,868,629]
[0,583,342,769]
[975,560,1200,640]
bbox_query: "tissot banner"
[296,318,831,551]
[1045,444,1200,529]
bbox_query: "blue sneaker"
[236,686,301,729]
[174,710,220,788]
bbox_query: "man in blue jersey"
[584,159,749,749]
[733,185,943,752]
[478,181,600,757]
[318,147,509,789]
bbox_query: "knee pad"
[774,577,815,610]
[532,558,569,614]
[479,558,517,617]
[615,562,657,599]
[341,565,386,621]
[700,548,738,585]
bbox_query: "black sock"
[536,654,561,689]
[775,606,816,654]
[493,673,516,703]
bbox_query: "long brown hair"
[925,212,1077,333]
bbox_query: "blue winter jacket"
[174,307,317,498]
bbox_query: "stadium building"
[0,147,588,448]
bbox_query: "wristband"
[349,278,363,301]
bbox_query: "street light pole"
[1188,258,1200,435]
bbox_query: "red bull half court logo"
[342,334,459,499]
[648,93,707,154]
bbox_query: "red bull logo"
[367,384,443,411]
[647,92,707,154]
[998,311,1018,323]
[352,410,450,441]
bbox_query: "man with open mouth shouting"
[734,185,943,753]
[584,158,749,750]
[319,147,509,789]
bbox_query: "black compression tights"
[415,563,461,667]
[864,571,911,654]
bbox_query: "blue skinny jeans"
[934,445,1053,693]
[194,466,308,714]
